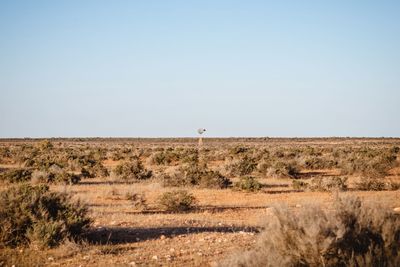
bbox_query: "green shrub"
[180,149,200,165]
[0,184,91,248]
[226,156,258,176]
[235,176,262,192]
[157,190,196,212]
[198,170,232,189]
[149,150,179,165]
[267,161,300,178]
[220,196,400,266]
[114,159,152,181]
[0,169,32,183]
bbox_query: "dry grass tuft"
[220,196,400,267]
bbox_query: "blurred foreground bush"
[221,196,400,266]
[0,184,91,248]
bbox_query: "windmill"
[197,128,206,147]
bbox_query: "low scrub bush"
[0,184,91,248]
[234,176,262,192]
[355,178,387,191]
[340,148,398,178]
[256,158,271,175]
[292,180,308,190]
[221,196,400,266]
[267,161,300,178]
[162,164,231,189]
[157,190,196,212]
[31,170,81,185]
[125,191,147,210]
[225,156,258,176]
[148,150,179,165]
[308,176,348,192]
[114,159,152,181]
[303,156,338,170]
[292,177,347,192]
[0,169,32,183]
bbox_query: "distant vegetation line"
[1,137,400,143]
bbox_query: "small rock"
[152,255,158,260]
[160,235,166,240]
[48,257,54,261]
[169,248,175,252]
[295,204,302,208]
[394,207,400,212]
[83,255,90,260]
[129,262,136,266]
[197,252,203,256]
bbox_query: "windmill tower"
[197,128,206,147]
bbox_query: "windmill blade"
[197,128,206,135]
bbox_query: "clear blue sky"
[1,1,399,137]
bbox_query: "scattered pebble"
[152,255,158,260]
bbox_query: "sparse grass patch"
[125,191,148,210]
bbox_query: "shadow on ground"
[87,225,260,245]
[296,171,340,179]
[91,205,271,215]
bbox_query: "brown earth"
[1,138,400,266]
